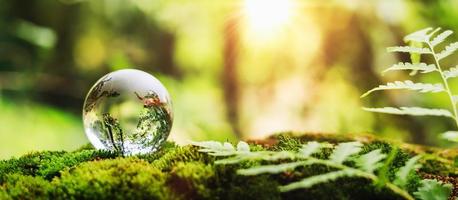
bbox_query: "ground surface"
[0,132,457,200]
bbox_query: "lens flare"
[243,0,293,34]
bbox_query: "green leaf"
[191,141,238,156]
[443,66,458,79]
[431,30,453,47]
[413,179,453,200]
[394,155,422,188]
[237,160,315,176]
[236,141,250,152]
[437,42,458,60]
[440,131,458,142]
[382,62,436,74]
[329,142,363,164]
[356,149,386,173]
[362,107,454,118]
[361,81,444,97]
[387,46,432,54]
[403,27,433,43]
[278,169,362,192]
[298,141,321,158]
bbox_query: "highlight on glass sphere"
[82,69,173,155]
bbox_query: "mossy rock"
[0,132,457,199]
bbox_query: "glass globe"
[82,69,173,155]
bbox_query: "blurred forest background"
[1,0,458,159]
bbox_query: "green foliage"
[192,140,428,200]
[413,179,453,200]
[362,27,458,142]
[394,155,422,188]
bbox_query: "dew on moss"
[83,69,173,155]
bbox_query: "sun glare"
[243,0,293,34]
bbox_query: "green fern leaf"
[356,149,386,173]
[413,179,453,200]
[382,62,436,75]
[298,141,322,158]
[361,81,444,97]
[403,27,433,43]
[237,160,315,176]
[191,141,238,156]
[279,169,363,192]
[440,131,458,142]
[329,142,363,164]
[394,155,422,188]
[443,66,458,79]
[431,30,453,47]
[437,42,458,60]
[237,141,250,152]
[387,46,432,54]
[363,107,454,118]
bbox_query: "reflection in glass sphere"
[82,69,173,155]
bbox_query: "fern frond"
[437,42,458,60]
[356,149,386,173]
[387,46,432,54]
[237,161,315,176]
[298,141,322,158]
[394,155,422,188]
[329,142,363,164]
[431,30,453,47]
[413,179,453,200]
[382,62,436,75]
[361,81,444,98]
[440,131,458,142]
[279,169,364,192]
[443,66,458,79]
[403,27,433,43]
[363,107,454,118]
[237,141,250,152]
[191,141,250,156]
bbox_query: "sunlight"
[243,0,293,34]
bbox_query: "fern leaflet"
[362,107,454,118]
[329,142,362,164]
[356,149,386,173]
[413,179,453,200]
[443,66,458,79]
[431,30,453,47]
[382,62,436,74]
[361,81,444,97]
[440,131,458,142]
[387,46,432,54]
[394,155,422,188]
[437,42,458,60]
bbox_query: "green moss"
[0,132,456,199]
[167,162,214,199]
[1,174,52,200]
[0,150,118,182]
[52,157,171,200]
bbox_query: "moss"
[1,174,52,200]
[167,162,214,199]
[0,150,118,182]
[52,157,172,200]
[0,132,456,199]
[213,164,281,200]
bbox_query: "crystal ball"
[82,69,173,155]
